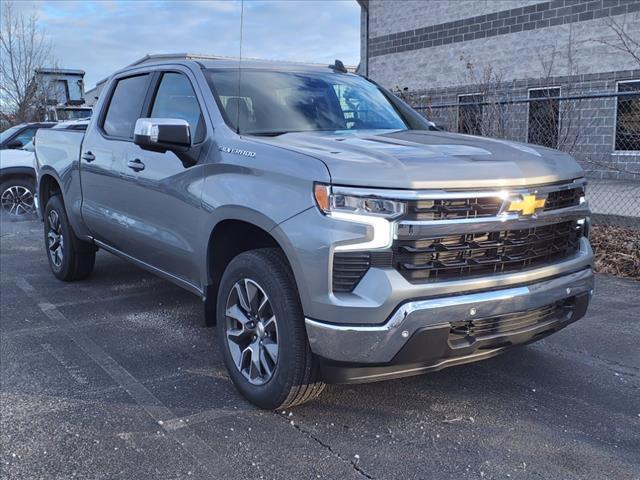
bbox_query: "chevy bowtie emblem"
[506,194,546,216]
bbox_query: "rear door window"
[103,74,150,139]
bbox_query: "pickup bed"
[35,54,594,409]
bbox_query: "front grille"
[332,251,393,292]
[449,299,573,345]
[393,221,583,283]
[405,197,502,221]
[332,252,370,292]
[404,186,583,221]
[545,186,584,211]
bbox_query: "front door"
[118,71,209,288]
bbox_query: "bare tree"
[533,25,583,154]
[449,53,514,138]
[597,14,640,67]
[0,1,55,124]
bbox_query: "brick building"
[357,0,640,180]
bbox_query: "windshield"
[206,69,420,135]
[0,125,22,143]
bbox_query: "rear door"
[117,69,209,287]
[80,73,152,249]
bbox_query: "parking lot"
[1,217,639,480]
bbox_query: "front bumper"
[306,267,593,383]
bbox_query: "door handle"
[81,151,95,162]
[127,158,145,172]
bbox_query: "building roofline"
[356,0,369,11]
[35,68,85,75]
[127,53,228,67]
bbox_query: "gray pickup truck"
[35,54,593,409]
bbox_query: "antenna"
[236,0,244,135]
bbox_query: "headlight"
[314,184,405,252]
[314,184,405,218]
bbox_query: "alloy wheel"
[1,185,34,217]
[224,278,279,385]
[47,210,64,268]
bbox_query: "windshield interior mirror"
[134,118,191,153]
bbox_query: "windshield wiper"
[247,131,292,137]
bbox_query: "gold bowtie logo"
[507,194,546,216]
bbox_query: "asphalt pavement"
[1,217,639,480]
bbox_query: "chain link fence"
[398,89,640,228]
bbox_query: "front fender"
[199,204,311,293]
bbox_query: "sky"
[14,0,361,88]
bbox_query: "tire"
[44,194,96,281]
[216,248,325,409]
[0,177,36,219]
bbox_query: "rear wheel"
[1,178,35,218]
[217,248,325,409]
[44,195,96,281]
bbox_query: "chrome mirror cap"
[134,118,191,152]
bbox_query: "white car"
[0,142,37,217]
[0,119,89,218]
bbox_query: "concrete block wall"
[366,0,640,90]
[362,0,640,180]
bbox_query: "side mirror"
[6,139,23,149]
[133,118,191,153]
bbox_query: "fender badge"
[218,146,256,158]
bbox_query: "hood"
[258,129,584,189]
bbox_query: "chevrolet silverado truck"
[35,54,593,409]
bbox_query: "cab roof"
[94,53,357,89]
[127,53,357,72]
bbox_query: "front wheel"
[44,195,96,281]
[217,248,325,409]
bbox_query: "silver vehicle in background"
[1,120,88,218]
[34,55,593,409]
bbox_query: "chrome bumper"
[305,267,594,364]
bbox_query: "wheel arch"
[203,210,303,326]
[38,172,64,214]
[0,167,36,184]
